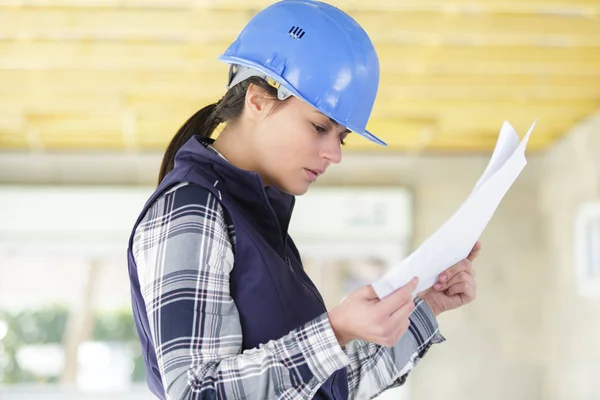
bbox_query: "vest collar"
[174,135,296,239]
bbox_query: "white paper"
[469,121,522,198]
[372,120,537,299]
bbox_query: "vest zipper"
[260,183,338,400]
[296,274,338,400]
[297,271,326,310]
[259,185,294,271]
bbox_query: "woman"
[127,1,480,399]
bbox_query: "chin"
[292,186,310,196]
[278,182,310,196]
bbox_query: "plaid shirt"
[132,146,444,400]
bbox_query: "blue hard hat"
[218,0,386,146]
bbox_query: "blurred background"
[0,0,599,399]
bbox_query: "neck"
[212,124,273,187]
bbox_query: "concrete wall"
[539,113,600,400]
[405,114,600,400]
[406,150,546,400]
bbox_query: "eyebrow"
[313,110,351,134]
[328,117,351,134]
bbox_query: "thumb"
[467,241,482,261]
[359,284,380,300]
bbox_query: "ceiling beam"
[1,8,599,40]
[2,69,600,100]
[1,92,598,116]
[1,0,598,15]
[2,42,600,75]
[2,72,599,102]
[0,105,592,152]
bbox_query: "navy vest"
[127,136,349,399]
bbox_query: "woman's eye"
[313,122,346,146]
[312,123,328,134]
[340,132,349,146]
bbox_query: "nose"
[320,134,343,164]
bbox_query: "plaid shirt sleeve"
[344,297,446,399]
[132,183,350,400]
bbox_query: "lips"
[305,168,322,182]
[306,168,325,176]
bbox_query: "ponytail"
[157,76,280,185]
[158,103,221,184]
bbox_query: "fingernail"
[435,283,443,290]
[440,274,447,282]
[412,277,419,284]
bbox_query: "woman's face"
[251,93,349,196]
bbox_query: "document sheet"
[372,120,537,299]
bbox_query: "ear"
[244,83,272,122]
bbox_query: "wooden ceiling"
[0,0,599,154]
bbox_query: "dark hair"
[158,77,280,184]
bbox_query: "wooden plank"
[7,86,598,111]
[0,113,24,131]
[2,91,598,122]
[25,112,125,148]
[359,119,572,149]
[0,132,28,149]
[427,131,558,152]
[104,83,600,102]
[0,42,600,79]
[370,99,600,125]
[3,40,595,66]
[2,69,599,97]
[0,8,246,42]
[38,135,126,150]
[2,41,599,74]
[0,94,125,114]
[329,0,600,16]
[8,104,587,149]
[1,7,599,40]
[3,0,598,12]
[2,92,596,119]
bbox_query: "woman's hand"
[328,278,419,347]
[418,241,482,317]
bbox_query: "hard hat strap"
[227,64,293,101]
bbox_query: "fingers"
[446,276,476,299]
[360,284,380,300]
[435,259,474,291]
[380,298,414,347]
[435,270,477,299]
[436,259,473,290]
[390,295,415,320]
[434,241,480,289]
[390,307,413,343]
[468,241,482,261]
[378,277,419,315]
